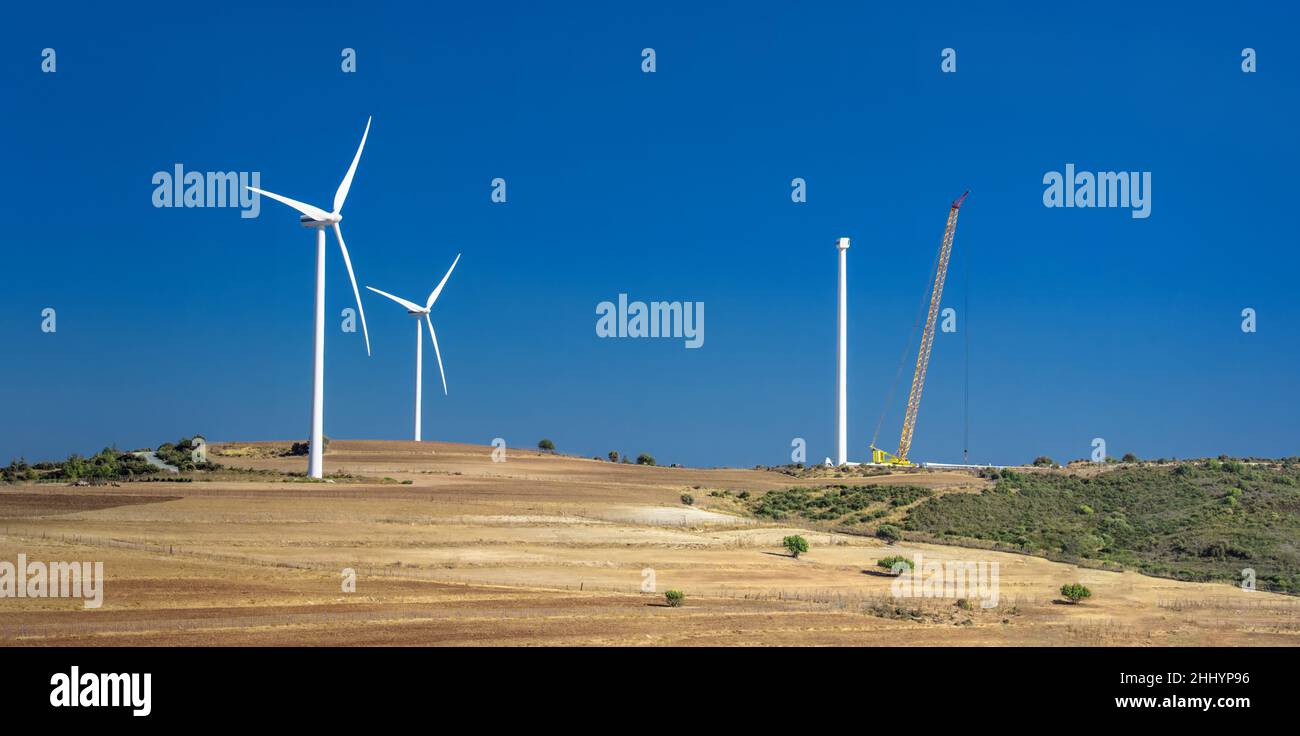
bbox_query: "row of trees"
[3,436,219,483]
[1032,453,1140,468]
[3,448,159,482]
[536,440,656,466]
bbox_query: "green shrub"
[637,453,656,466]
[538,439,555,452]
[664,590,685,607]
[1032,456,1056,467]
[877,555,913,575]
[1060,583,1092,604]
[607,451,619,462]
[680,493,694,505]
[783,535,809,558]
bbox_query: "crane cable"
[871,237,944,449]
[963,222,970,463]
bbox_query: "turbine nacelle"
[300,213,342,227]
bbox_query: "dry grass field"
[1,440,1297,646]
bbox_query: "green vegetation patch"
[748,484,933,525]
[902,463,1300,594]
[4,436,223,483]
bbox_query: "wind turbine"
[246,116,374,479]
[366,253,461,441]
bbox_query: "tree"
[664,590,685,607]
[783,535,809,558]
[607,451,619,463]
[1121,453,1138,463]
[636,453,655,466]
[1060,583,1092,604]
[2,458,32,483]
[63,454,89,480]
[876,524,903,543]
[538,439,555,453]
[1032,456,1055,467]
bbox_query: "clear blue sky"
[2,1,1297,467]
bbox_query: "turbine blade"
[332,223,371,356]
[425,314,448,395]
[426,252,461,310]
[246,187,330,221]
[364,286,424,313]
[333,116,371,214]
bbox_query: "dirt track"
[1,440,1297,646]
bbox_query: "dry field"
[1,440,1297,646]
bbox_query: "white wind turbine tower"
[366,253,461,441]
[246,116,374,479]
[835,236,849,467]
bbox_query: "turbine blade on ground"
[246,187,331,221]
[426,253,461,309]
[333,116,372,214]
[425,313,448,395]
[332,223,371,356]
[365,286,424,313]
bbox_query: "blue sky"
[2,1,1297,467]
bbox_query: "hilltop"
[0,440,1296,646]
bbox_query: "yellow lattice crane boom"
[872,191,968,466]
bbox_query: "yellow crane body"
[871,191,968,466]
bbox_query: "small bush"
[538,439,555,453]
[664,590,685,607]
[1121,453,1139,463]
[737,490,750,500]
[1060,583,1092,604]
[877,555,913,575]
[680,493,694,505]
[783,535,809,558]
[286,436,330,459]
[1032,456,1056,467]
[637,453,656,466]
[607,451,619,463]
